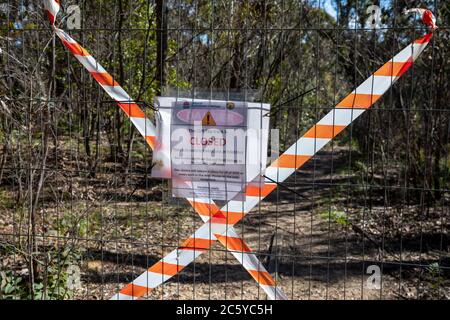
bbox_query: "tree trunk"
[156,0,168,95]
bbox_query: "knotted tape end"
[404,8,438,31]
[44,0,61,27]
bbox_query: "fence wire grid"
[0,0,449,300]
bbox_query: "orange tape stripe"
[91,72,119,87]
[337,93,381,109]
[215,235,251,252]
[118,103,146,118]
[304,124,346,139]
[248,270,276,286]
[221,211,245,225]
[246,183,277,197]
[145,136,157,150]
[119,283,150,297]
[208,210,245,225]
[149,261,184,276]
[414,32,432,44]
[61,39,89,56]
[180,237,215,250]
[271,154,310,169]
[374,61,413,77]
[188,200,221,217]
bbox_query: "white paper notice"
[152,97,270,201]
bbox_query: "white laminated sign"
[152,97,270,200]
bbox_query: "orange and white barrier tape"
[111,8,437,300]
[42,0,285,299]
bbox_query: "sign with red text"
[152,97,270,200]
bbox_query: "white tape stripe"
[162,248,204,266]
[392,44,414,63]
[260,285,289,300]
[354,75,398,95]
[74,55,107,74]
[393,42,429,64]
[186,197,216,205]
[133,271,171,289]
[222,229,287,300]
[194,223,225,240]
[412,42,430,61]
[44,0,60,16]
[102,85,132,102]
[197,214,210,223]
[55,28,78,45]
[131,117,156,138]
[318,108,365,126]
[224,198,260,214]
[226,226,245,239]
[231,251,264,271]
[284,137,329,156]
[264,167,295,183]
[230,253,282,299]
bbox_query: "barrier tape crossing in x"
[113,8,436,300]
[42,0,437,300]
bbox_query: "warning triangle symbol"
[202,111,216,126]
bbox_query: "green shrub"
[320,209,350,227]
[0,248,80,300]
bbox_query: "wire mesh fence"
[0,0,449,300]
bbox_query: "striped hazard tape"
[43,0,286,299]
[111,8,437,300]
